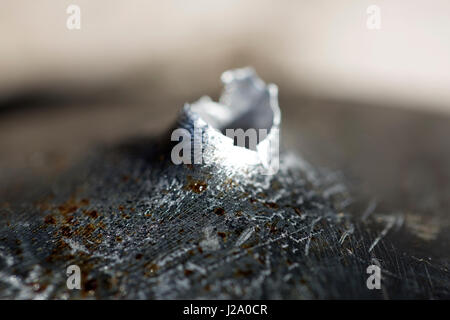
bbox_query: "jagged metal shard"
[177,68,280,174]
[0,68,449,299]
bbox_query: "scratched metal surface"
[0,71,449,299]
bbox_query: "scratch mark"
[361,199,377,221]
[339,223,354,245]
[424,263,433,291]
[368,216,398,253]
[235,226,254,247]
[305,217,321,256]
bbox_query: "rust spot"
[217,232,226,239]
[184,176,207,194]
[84,210,98,219]
[57,198,79,215]
[64,215,76,225]
[144,263,159,277]
[135,253,143,260]
[294,207,302,216]
[269,223,278,234]
[79,199,90,206]
[184,269,193,276]
[81,223,95,236]
[116,236,123,242]
[60,226,72,237]
[31,282,48,293]
[214,207,225,216]
[234,269,253,277]
[264,202,279,209]
[44,215,56,224]
[83,279,97,292]
[45,240,70,263]
[241,243,253,249]
[95,233,103,244]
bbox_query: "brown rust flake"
[184,176,207,194]
[44,215,56,225]
[57,197,90,216]
[144,263,159,277]
[263,202,279,209]
[83,210,98,219]
[214,207,225,216]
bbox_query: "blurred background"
[1,1,449,229]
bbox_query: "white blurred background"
[1,0,450,113]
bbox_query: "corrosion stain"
[217,231,227,241]
[294,207,302,216]
[264,202,279,209]
[60,226,72,237]
[144,263,159,277]
[83,278,98,293]
[46,239,70,263]
[79,199,90,206]
[44,215,56,225]
[58,200,78,215]
[234,269,253,277]
[77,224,96,237]
[214,207,225,216]
[64,215,76,225]
[84,210,98,219]
[184,176,207,194]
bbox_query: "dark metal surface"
[0,70,449,299]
